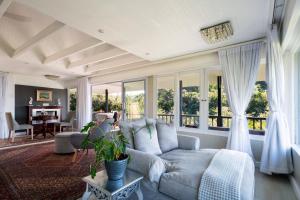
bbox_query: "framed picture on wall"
[37,90,53,102]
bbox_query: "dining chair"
[5,112,34,142]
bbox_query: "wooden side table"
[82,170,143,200]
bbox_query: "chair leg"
[31,128,34,140]
[11,130,15,143]
[72,149,78,163]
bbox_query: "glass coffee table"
[82,170,143,200]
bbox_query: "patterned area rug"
[0,142,102,200]
[0,134,54,148]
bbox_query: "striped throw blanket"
[198,149,248,200]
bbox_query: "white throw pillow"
[133,122,162,155]
[156,122,178,153]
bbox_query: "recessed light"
[98,29,104,33]
[145,52,150,55]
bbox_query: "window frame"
[154,67,265,141]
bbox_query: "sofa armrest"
[126,148,166,183]
[177,134,200,150]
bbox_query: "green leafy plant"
[81,122,129,179]
[81,121,154,179]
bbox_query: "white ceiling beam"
[0,0,12,19]
[43,38,102,64]
[89,61,151,77]
[13,21,64,57]
[67,48,128,68]
[86,54,145,73]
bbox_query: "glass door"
[122,80,146,120]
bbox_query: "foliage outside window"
[92,94,122,112]
[69,88,77,111]
[157,76,175,123]
[208,68,268,135]
[179,73,200,128]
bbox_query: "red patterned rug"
[0,142,102,200]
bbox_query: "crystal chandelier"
[200,21,233,44]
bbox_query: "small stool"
[54,132,79,154]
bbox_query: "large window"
[91,83,122,114]
[155,64,268,135]
[207,65,268,135]
[179,72,201,128]
[157,76,175,123]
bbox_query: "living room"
[1,0,300,200]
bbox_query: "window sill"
[292,144,300,156]
[177,127,265,141]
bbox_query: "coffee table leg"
[135,184,143,200]
[82,183,91,200]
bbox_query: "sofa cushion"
[158,149,218,200]
[156,122,178,153]
[133,122,162,155]
[119,118,146,148]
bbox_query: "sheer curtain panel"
[219,42,263,157]
[0,73,8,139]
[260,26,293,174]
[76,77,92,130]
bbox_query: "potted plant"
[81,121,129,180]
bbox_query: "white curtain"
[219,42,263,156]
[0,73,8,139]
[260,26,293,174]
[76,77,92,130]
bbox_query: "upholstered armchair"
[5,112,33,142]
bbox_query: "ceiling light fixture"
[200,21,233,44]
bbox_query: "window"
[208,70,231,130]
[207,65,268,135]
[179,72,201,128]
[246,64,268,135]
[69,88,77,111]
[157,76,175,123]
[154,63,267,135]
[123,80,145,120]
[91,83,122,113]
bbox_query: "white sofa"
[120,118,255,200]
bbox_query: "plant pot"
[105,154,128,180]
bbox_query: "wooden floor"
[255,170,297,200]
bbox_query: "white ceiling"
[0,0,273,80]
[16,0,272,60]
